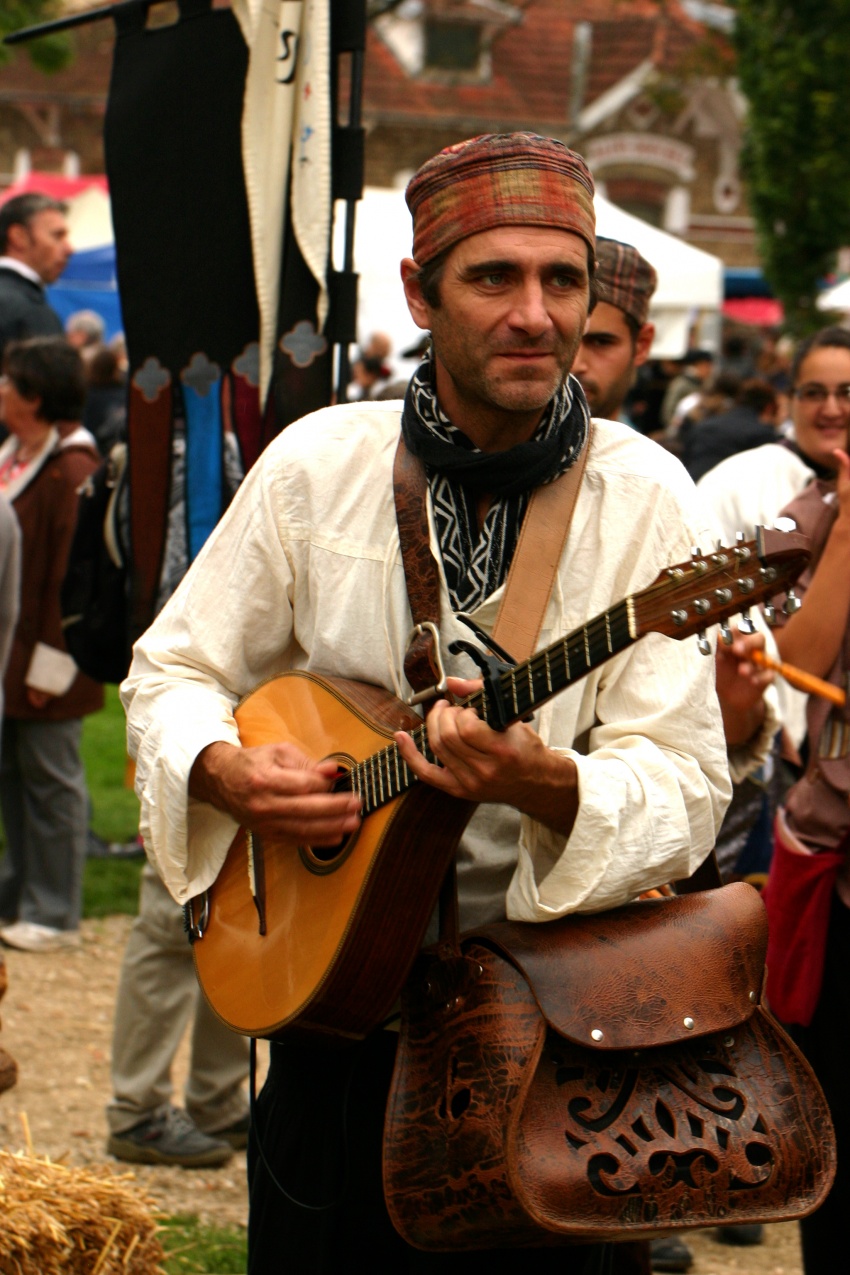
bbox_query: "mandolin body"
[191,671,475,1040]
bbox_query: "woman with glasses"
[0,337,102,952]
[696,326,850,543]
[696,328,850,754]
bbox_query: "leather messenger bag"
[383,881,836,1250]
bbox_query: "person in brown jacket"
[0,337,103,952]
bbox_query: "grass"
[81,684,140,844]
[158,1216,248,1274]
[81,684,144,917]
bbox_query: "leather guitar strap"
[393,428,593,950]
[491,421,593,664]
[393,435,443,695]
[393,426,592,686]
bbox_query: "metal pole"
[335,41,365,403]
[2,0,147,44]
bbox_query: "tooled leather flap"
[466,882,767,1050]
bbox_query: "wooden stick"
[751,649,846,706]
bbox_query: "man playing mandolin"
[123,134,772,1273]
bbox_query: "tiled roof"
[363,0,719,131]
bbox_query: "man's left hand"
[395,676,578,836]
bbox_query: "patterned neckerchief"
[403,355,589,612]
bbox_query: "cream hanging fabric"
[232,1,332,399]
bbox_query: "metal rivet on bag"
[591,1029,604,1042]
[683,1017,695,1030]
[749,991,758,1003]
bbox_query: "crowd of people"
[0,140,848,1275]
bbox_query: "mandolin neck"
[336,597,637,816]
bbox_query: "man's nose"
[572,341,589,377]
[508,280,551,334]
[820,391,847,416]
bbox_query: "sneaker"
[87,831,145,860]
[650,1236,693,1272]
[106,1106,234,1168]
[0,921,81,952]
[714,1223,764,1246]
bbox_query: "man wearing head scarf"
[572,237,657,426]
[122,134,747,1271]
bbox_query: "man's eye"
[552,272,578,289]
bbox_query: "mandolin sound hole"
[299,754,359,875]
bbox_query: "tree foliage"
[0,1,73,74]
[733,0,850,333]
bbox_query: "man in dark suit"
[0,193,72,359]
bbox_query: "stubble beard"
[446,332,582,423]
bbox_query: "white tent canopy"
[334,186,724,375]
[816,278,850,312]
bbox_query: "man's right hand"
[188,741,362,844]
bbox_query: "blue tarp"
[724,267,775,300]
[46,245,123,339]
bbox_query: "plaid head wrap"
[406,133,596,265]
[595,237,658,327]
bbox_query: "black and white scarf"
[401,353,590,612]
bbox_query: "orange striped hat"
[406,133,596,265]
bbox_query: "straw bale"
[0,1149,166,1274]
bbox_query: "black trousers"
[790,893,850,1275]
[247,1030,613,1274]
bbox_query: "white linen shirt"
[122,404,731,925]
[696,442,814,545]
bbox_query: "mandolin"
[187,528,809,1041]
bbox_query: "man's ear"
[401,258,431,331]
[5,223,29,255]
[634,322,655,368]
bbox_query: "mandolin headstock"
[632,527,810,646]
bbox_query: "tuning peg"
[697,630,712,656]
[734,531,751,561]
[719,622,733,645]
[784,590,802,615]
[691,545,708,574]
[738,609,756,635]
[763,601,777,627]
